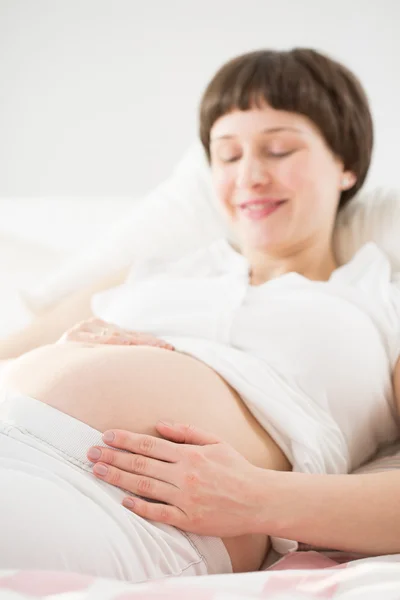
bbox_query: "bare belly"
[2,342,291,573]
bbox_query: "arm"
[269,356,400,554]
[0,268,128,359]
[88,398,400,555]
[256,468,400,555]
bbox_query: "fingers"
[62,319,175,350]
[102,335,174,350]
[91,461,180,505]
[155,421,222,446]
[101,430,181,462]
[69,317,108,333]
[122,496,186,529]
[65,331,101,342]
[62,318,112,342]
[87,445,178,486]
[121,332,174,350]
[79,317,107,330]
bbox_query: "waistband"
[0,391,233,574]
[0,392,108,471]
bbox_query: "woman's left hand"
[87,422,266,537]
[59,317,175,350]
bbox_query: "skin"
[87,103,373,539]
[209,105,355,282]
[89,422,272,537]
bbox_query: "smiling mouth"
[238,199,287,219]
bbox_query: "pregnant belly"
[2,341,291,572]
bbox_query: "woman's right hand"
[88,422,271,538]
[58,317,175,350]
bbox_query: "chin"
[239,230,283,252]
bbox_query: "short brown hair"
[199,48,373,209]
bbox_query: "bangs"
[199,50,335,152]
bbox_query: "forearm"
[257,469,400,555]
[0,268,128,360]
[0,293,93,360]
[0,318,56,360]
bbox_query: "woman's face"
[209,104,356,254]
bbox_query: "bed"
[1,551,400,598]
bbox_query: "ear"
[341,171,357,191]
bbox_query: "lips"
[239,198,286,209]
[237,198,287,220]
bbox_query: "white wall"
[0,0,399,201]
[0,0,399,337]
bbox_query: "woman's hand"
[87,422,267,537]
[59,317,175,350]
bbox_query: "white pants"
[0,393,232,582]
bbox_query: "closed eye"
[266,150,296,158]
[221,150,296,163]
[222,156,240,163]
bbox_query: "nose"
[235,156,272,189]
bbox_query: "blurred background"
[0,0,399,335]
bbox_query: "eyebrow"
[210,126,305,142]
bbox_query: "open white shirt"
[93,239,400,477]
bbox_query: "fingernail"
[158,420,174,427]
[103,431,115,443]
[87,448,102,461]
[123,498,135,509]
[94,464,108,476]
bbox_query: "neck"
[245,239,338,285]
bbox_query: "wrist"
[251,467,303,537]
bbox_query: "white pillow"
[21,141,400,314]
[0,232,67,335]
[334,187,400,272]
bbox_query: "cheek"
[283,153,341,227]
[280,152,338,210]
[278,153,316,192]
[212,170,235,209]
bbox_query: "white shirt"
[92,239,400,476]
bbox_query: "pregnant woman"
[1,47,399,581]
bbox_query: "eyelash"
[222,150,295,163]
